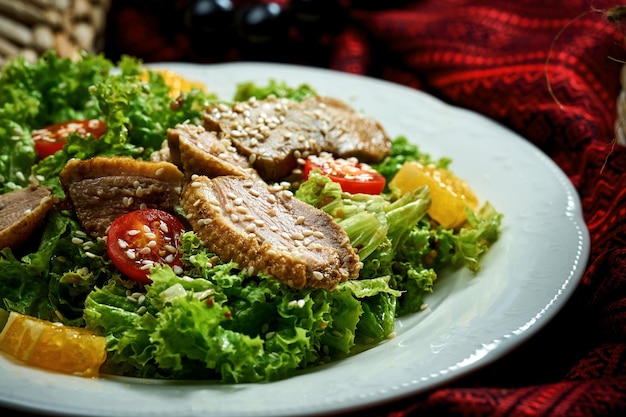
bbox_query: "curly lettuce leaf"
[0,209,109,326]
[233,79,317,102]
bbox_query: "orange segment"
[141,69,206,98]
[0,311,107,378]
[389,161,479,229]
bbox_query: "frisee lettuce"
[0,52,503,383]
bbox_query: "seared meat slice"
[203,98,321,181]
[0,185,54,249]
[202,96,390,181]
[300,96,390,163]
[181,175,361,290]
[59,156,184,237]
[167,123,258,179]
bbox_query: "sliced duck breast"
[166,123,258,179]
[59,156,184,237]
[202,96,390,182]
[181,175,361,290]
[0,185,54,249]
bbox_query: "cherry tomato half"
[106,209,185,284]
[32,119,106,159]
[303,154,386,195]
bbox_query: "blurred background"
[0,1,424,83]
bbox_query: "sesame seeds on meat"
[202,95,391,182]
[181,175,362,290]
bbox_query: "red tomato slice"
[106,209,185,284]
[303,154,386,195]
[32,119,106,159]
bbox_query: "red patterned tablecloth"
[104,1,626,415]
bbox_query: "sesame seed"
[312,271,324,280]
[249,188,260,197]
[165,244,177,253]
[245,223,256,232]
[295,216,305,225]
[155,167,164,176]
[118,239,129,249]
[71,237,84,244]
[160,221,169,233]
[84,252,96,258]
[136,306,147,315]
[230,214,239,223]
[139,247,152,255]
[191,181,202,188]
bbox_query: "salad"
[0,52,502,383]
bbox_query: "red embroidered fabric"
[105,1,626,415]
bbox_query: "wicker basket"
[0,0,111,66]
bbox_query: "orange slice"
[389,161,479,229]
[0,311,107,377]
[142,69,206,98]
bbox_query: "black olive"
[236,2,288,45]
[183,0,235,35]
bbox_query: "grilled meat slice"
[181,175,361,290]
[59,156,184,237]
[202,96,390,181]
[0,185,54,249]
[301,96,390,163]
[167,123,258,179]
[203,98,321,181]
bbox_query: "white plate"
[0,62,589,417]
